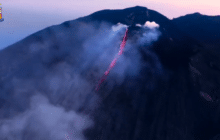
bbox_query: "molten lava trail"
[95,28,129,91]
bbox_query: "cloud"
[112,23,128,32]
[0,94,93,140]
[132,22,161,46]
[135,24,142,27]
[91,22,162,87]
[0,19,162,140]
[138,29,161,45]
[143,21,160,29]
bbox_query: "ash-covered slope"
[0,6,220,140]
[172,13,220,47]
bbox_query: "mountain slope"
[172,12,220,47]
[78,6,201,68]
[0,6,220,140]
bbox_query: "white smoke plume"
[144,21,160,29]
[135,24,142,27]
[112,22,128,32]
[0,19,162,140]
[0,94,93,140]
[135,21,160,29]
[137,29,161,45]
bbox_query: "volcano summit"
[0,6,220,140]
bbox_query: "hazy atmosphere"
[1,1,220,140]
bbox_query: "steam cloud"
[144,21,160,29]
[112,23,128,32]
[134,21,161,45]
[0,94,93,140]
[0,19,161,140]
[135,21,160,29]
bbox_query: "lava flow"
[95,28,129,91]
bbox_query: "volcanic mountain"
[0,6,220,140]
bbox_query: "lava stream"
[95,28,129,91]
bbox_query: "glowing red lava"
[95,28,129,91]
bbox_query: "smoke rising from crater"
[0,19,162,140]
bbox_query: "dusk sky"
[0,0,219,50]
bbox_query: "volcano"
[0,6,220,140]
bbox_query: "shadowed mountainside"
[0,6,220,140]
[172,12,220,47]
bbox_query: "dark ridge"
[0,6,220,140]
[62,21,71,28]
[172,12,220,47]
